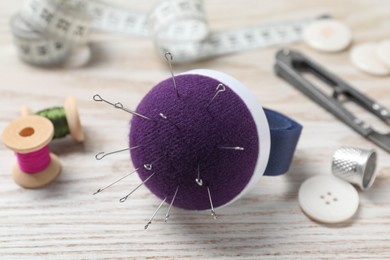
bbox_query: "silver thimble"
[332,147,377,190]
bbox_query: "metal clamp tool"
[274,49,390,153]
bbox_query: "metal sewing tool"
[332,147,377,190]
[207,186,218,220]
[164,52,179,97]
[95,146,141,160]
[274,49,390,153]
[93,94,152,120]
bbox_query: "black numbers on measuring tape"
[37,45,47,56]
[54,42,63,50]
[244,33,254,42]
[74,1,87,11]
[108,12,119,25]
[261,30,270,38]
[57,19,70,32]
[73,26,85,36]
[40,8,53,24]
[209,37,220,47]
[125,15,136,26]
[179,1,191,11]
[293,25,302,33]
[194,2,202,12]
[92,7,104,19]
[228,35,238,45]
[20,45,30,54]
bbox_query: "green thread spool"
[36,107,70,139]
[20,97,84,142]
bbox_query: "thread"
[36,107,70,139]
[20,97,85,142]
[16,145,51,173]
[2,115,62,188]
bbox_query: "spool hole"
[19,127,35,137]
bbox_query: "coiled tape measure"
[11,0,328,66]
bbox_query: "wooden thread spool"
[20,96,84,142]
[2,115,62,188]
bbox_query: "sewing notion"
[20,96,84,142]
[274,49,390,153]
[303,19,352,52]
[299,175,359,224]
[10,0,327,66]
[376,40,390,68]
[93,57,302,228]
[332,147,377,191]
[350,42,390,76]
[2,115,62,188]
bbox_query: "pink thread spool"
[2,115,62,188]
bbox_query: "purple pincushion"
[129,73,259,210]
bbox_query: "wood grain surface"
[1,0,390,259]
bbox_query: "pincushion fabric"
[129,74,259,210]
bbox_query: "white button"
[298,175,359,224]
[350,43,390,76]
[303,20,352,52]
[375,40,390,68]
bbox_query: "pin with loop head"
[207,83,226,109]
[207,186,218,220]
[95,145,141,160]
[164,52,179,98]
[93,94,152,120]
[219,146,244,151]
[93,168,139,195]
[159,113,180,130]
[119,172,156,203]
[165,186,179,222]
[143,153,166,171]
[195,163,203,186]
[145,198,167,230]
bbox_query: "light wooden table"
[1,0,390,259]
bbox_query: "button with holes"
[350,42,390,76]
[375,40,390,68]
[298,175,359,223]
[303,19,352,52]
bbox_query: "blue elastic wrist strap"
[263,108,302,176]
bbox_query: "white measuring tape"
[11,0,328,66]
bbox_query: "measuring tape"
[10,0,328,66]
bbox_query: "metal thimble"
[332,147,377,190]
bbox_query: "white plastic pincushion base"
[184,69,271,209]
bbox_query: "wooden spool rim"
[2,115,54,153]
[64,96,85,142]
[19,97,85,142]
[12,153,62,189]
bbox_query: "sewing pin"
[207,186,218,220]
[195,163,203,186]
[159,113,180,130]
[207,84,226,109]
[95,145,141,160]
[218,146,245,151]
[165,186,179,222]
[93,94,152,120]
[119,172,156,203]
[164,52,179,98]
[93,168,139,195]
[145,198,167,230]
[144,154,165,171]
